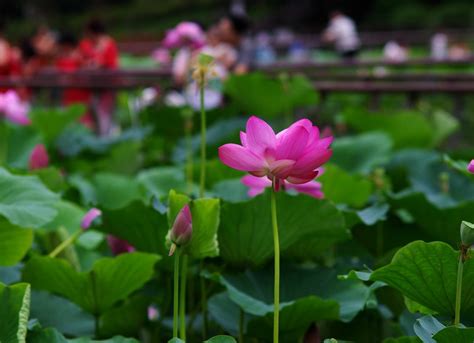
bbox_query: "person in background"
[322,10,360,61]
[431,31,448,60]
[31,25,57,68]
[448,42,470,61]
[0,22,22,91]
[215,13,251,73]
[79,19,118,70]
[383,40,409,63]
[79,19,119,135]
[55,33,93,127]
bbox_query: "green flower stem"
[239,307,245,343]
[200,260,208,340]
[185,117,194,194]
[179,254,188,340]
[454,252,464,326]
[48,229,82,258]
[199,81,207,198]
[173,250,181,338]
[198,78,209,339]
[270,187,280,343]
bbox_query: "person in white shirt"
[431,32,448,60]
[322,11,360,60]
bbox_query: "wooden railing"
[0,59,473,96]
[118,28,474,55]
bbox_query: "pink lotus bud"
[468,160,474,174]
[81,208,102,230]
[169,204,192,254]
[148,305,159,321]
[107,235,135,255]
[29,144,49,170]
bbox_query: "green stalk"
[199,81,207,198]
[454,252,464,326]
[179,254,188,340]
[185,116,194,194]
[198,77,209,339]
[200,260,208,340]
[49,229,82,258]
[270,187,280,343]
[239,308,245,343]
[173,251,181,338]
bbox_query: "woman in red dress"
[55,33,94,127]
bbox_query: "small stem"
[49,230,82,258]
[376,222,383,257]
[173,250,181,338]
[270,186,280,343]
[239,307,245,343]
[454,252,464,326]
[198,79,209,339]
[179,255,188,340]
[199,81,206,198]
[200,259,208,340]
[185,117,194,194]
[94,315,100,338]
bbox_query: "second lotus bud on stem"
[461,221,474,250]
[169,204,193,256]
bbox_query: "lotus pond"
[1,70,474,343]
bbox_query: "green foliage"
[331,132,393,174]
[0,168,59,228]
[0,282,30,343]
[343,109,458,149]
[99,201,168,255]
[31,105,85,144]
[318,164,373,207]
[30,291,95,337]
[372,241,474,317]
[22,253,159,315]
[224,73,318,118]
[219,192,349,266]
[0,219,33,266]
[204,336,237,343]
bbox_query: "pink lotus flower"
[162,22,205,49]
[107,235,135,255]
[29,144,49,170]
[469,160,474,174]
[81,208,102,230]
[0,90,30,125]
[242,174,324,199]
[219,116,332,191]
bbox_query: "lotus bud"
[468,160,474,174]
[148,305,159,321]
[81,208,102,231]
[29,144,49,170]
[107,235,135,255]
[461,221,474,247]
[169,204,192,256]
